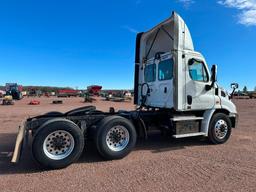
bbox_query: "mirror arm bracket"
[205,84,212,91]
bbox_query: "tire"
[208,113,232,144]
[32,119,84,169]
[95,116,137,160]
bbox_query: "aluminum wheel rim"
[214,119,228,140]
[106,125,130,152]
[43,130,75,160]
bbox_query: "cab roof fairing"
[139,12,194,64]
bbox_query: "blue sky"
[0,0,255,90]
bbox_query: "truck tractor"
[11,12,238,169]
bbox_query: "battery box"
[174,120,200,135]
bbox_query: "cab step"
[171,116,204,122]
[172,132,206,138]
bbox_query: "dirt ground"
[0,97,255,192]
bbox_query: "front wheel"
[208,113,232,144]
[95,116,137,160]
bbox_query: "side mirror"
[205,64,217,91]
[231,83,239,89]
[211,65,217,83]
[230,83,239,99]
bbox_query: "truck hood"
[140,12,194,60]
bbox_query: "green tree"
[243,86,248,93]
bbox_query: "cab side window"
[188,59,208,82]
[144,64,156,82]
[158,59,174,81]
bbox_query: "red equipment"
[87,85,102,96]
[57,89,79,97]
[29,100,40,105]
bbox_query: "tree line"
[0,85,76,93]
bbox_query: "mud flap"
[11,121,27,163]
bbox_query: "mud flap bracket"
[11,121,27,163]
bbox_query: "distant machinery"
[5,83,23,100]
[87,85,102,96]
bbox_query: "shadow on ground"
[0,133,41,175]
[0,131,208,175]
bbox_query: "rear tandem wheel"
[95,116,137,160]
[32,119,84,169]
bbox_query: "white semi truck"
[12,12,238,169]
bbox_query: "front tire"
[208,113,232,144]
[32,119,84,169]
[95,116,137,160]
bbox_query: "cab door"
[143,54,174,109]
[154,55,174,108]
[185,53,215,110]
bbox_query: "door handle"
[187,95,192,105]
[164,87,167,93]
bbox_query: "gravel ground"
[0,97,255,192]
